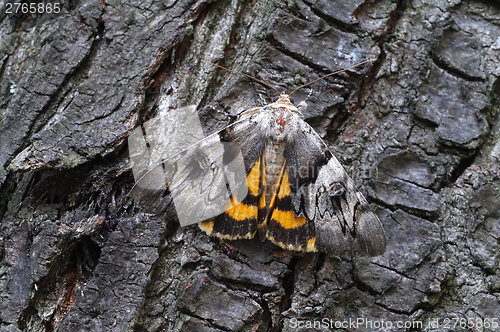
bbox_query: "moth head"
[272,93,299,111]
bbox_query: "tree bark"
[0,0,499,331]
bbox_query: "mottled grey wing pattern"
[283,120,386,256]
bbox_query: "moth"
[129,60,386,256]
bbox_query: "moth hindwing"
[130,93,386,256]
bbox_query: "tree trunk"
[1,0,499,331]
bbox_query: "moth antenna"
[202,60,281,96]
[288,58,376,97]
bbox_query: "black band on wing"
[266,217,316,251]
[210,213,258,238]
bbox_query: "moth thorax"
[275,109,287,133]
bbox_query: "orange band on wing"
[271,209,307,229]
[225,202,258,221]
[246,158,261,196]
[277,170,291,199]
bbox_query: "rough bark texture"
[1,0,499,331]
